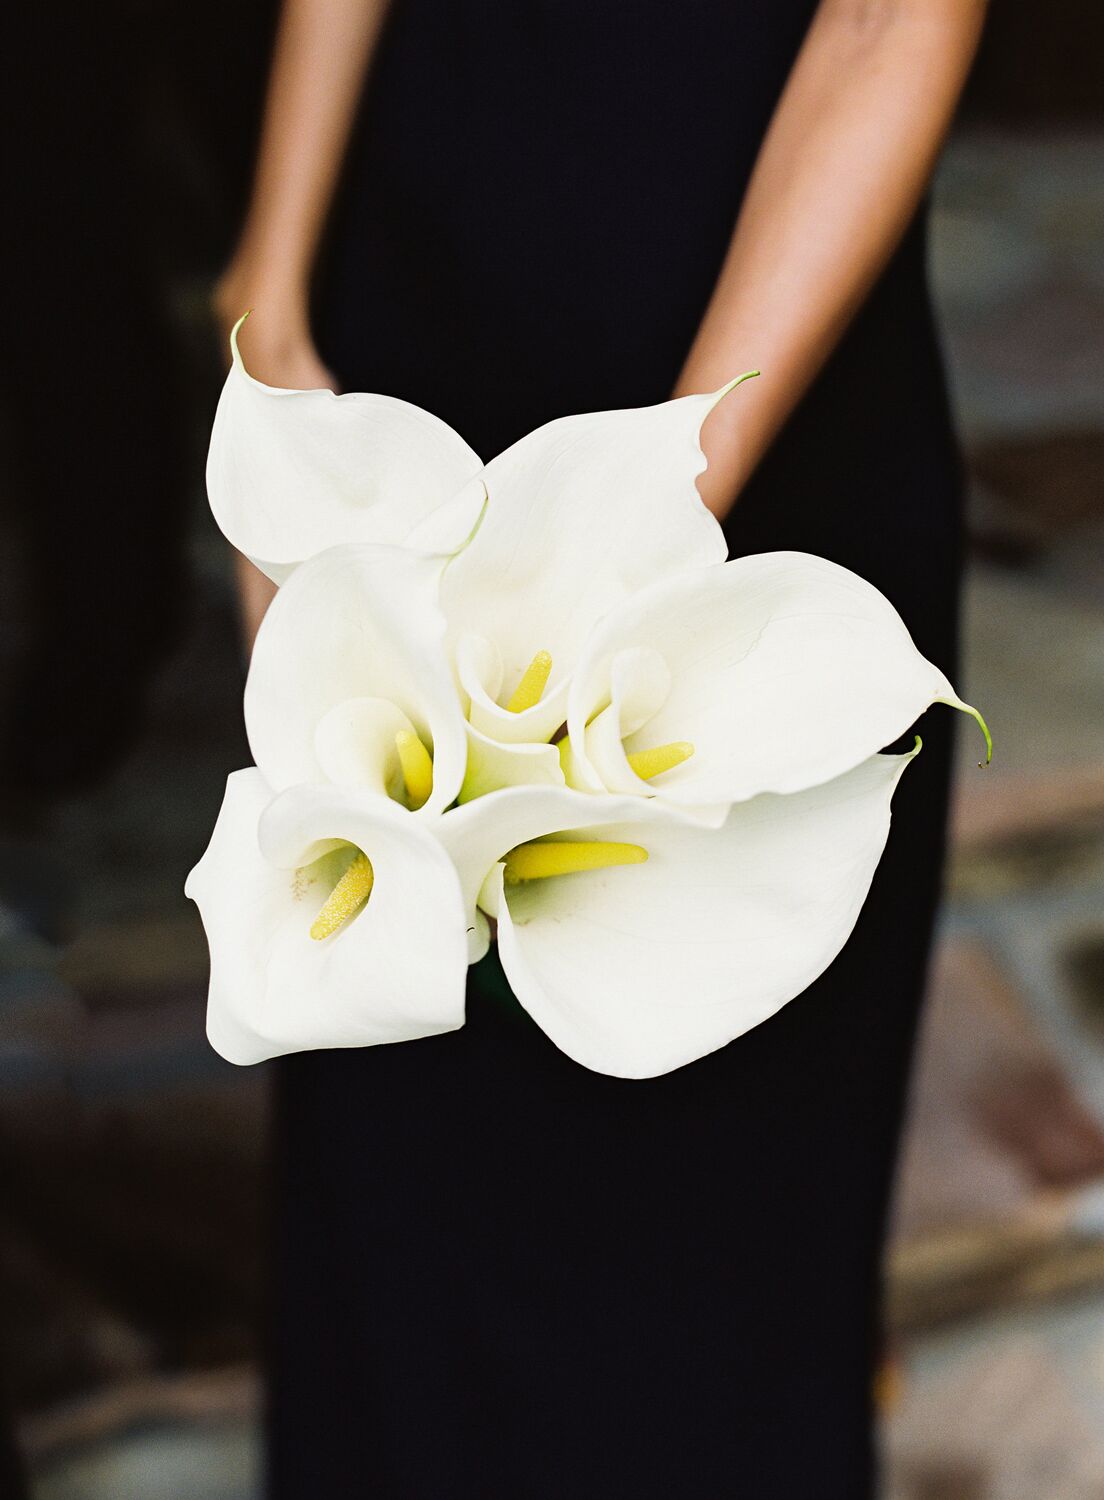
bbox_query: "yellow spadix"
[310,852,374,940]
[506,650,552,713]
[503,840,648,885]
[627,741,694,780]
[395,729,433,809]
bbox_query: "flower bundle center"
[310,852,374,940]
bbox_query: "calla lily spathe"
[562,550,989,822]
[435,746,920,1078]
[185,772,468,1065]
[244,542,469,817]
[206,315,485,583]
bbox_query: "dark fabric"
[269,3,963,1495]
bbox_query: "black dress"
[269,4,963,1495]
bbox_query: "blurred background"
[1,3,1102,1495]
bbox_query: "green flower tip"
[936,696,993,769]
[229,309,253,365]
[970,707,993,768]
[912,734,923,755]
[719,369,760,398]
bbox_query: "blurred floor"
[1,127,1102,1497]
[884,127,1104,1499]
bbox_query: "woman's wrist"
[212,264,336,390]
[677,388,754,522]
[214,254,311,334]
[680,369,785,521]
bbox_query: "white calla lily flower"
[185,772,469,1065]
[206,315,484,582]
[564,550,990,821]
[245,542,469,816]
[439,374,759,758]
[436,745,921,1078]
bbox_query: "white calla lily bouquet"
[187,316,989,1079]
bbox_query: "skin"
[217,0,988,646]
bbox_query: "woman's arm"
[216,0,392,644]
[215,0,392,378]
[675,0,987,519]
